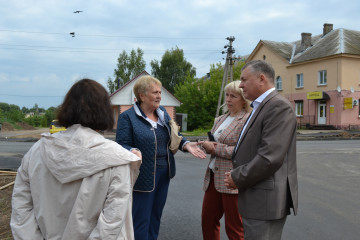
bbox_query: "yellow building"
[247,23,360,130]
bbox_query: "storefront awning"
[306,91,330,100]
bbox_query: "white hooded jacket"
[11,124,141,240]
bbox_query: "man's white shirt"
[234,88,276,152]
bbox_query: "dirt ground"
[0,174,16,239]
[1,128,50,139]
[1,122,36,132]
[1,128,116,140]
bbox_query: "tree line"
[0,103,56,129]
[1,47,244,131]
[107,47,244,130]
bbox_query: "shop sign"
[343,97,353,109]
[307,91,324,99]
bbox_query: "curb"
[1,134,360,143]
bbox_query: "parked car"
[49,120,66,134]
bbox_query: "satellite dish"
[350,87,355,93]
[337,86,341,93]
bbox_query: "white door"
[318,102,326,124]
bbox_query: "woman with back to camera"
[201,80,251,240]
[116,75,206,240]
[11,79,141,240]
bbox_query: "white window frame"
[296,73,303,88]
[318,70,327,85]
[295,101,303,117]
[276,76,282,90]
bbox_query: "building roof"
[258,27,360,64]
[109,70,181,106]
[260,40,293,61]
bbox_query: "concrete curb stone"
[1,130,360,142]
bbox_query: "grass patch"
[181,128,210,136]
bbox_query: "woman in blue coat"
[116,75,206,240]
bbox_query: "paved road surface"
[0,141,33,170]
[159,140,360,240]
[1,140,359,239]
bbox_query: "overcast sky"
[1,0,359,109]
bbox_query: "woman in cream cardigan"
[11,79,141,240]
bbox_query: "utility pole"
[215,36,236,118]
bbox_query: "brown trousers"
[202,172,244,240]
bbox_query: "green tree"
[40,115,48,127]
[24,106,57,127]
[7,104,24,122]
[106,77,115,94]
[232,61,244,80]
[29,104,45,116]
[21,106,30,113]
[0,102,59,128]
[0,102,11,113]
[151,47,196,93]
[174,61,245,130]
[33,116,41,127]
[107,48,146,94]
[175,71,221,130]
[24,116,34,126]
[44,107,57,126]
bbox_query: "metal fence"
[297,115,315,129]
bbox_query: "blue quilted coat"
[116,103,188,192]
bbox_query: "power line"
[0,43,220,54]
[0,29,224,40]
[0,93,63,98]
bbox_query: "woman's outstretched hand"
[201,141,217,156]
[184,142,207,159]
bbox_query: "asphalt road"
[0,141,33,170]
[1,140,359,239]
[161,140,360,240]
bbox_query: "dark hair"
[57,79,114,131]
[242,60,275,83]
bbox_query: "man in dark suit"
[224,60,298,240]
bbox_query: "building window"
[318,70,327,85]
[295,101,303,116]
[296,73,303,88]
[276,76,282,90]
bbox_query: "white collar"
[134,103,165,128]
[252,88,275,110]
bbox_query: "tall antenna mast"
[215,36,236,117]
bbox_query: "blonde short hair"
[222,80,252,113]
[133,75,162,103]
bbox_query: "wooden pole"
[0,181,15,190]
[216,57,229,117]
[0,170,17,175]
[215,36,235,117]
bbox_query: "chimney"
[323,23,333,36]
[300,32,312,51]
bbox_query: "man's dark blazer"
[231,90,298,220]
